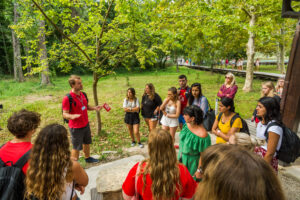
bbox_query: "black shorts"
[69,123,92,151]
[124,112,140,125]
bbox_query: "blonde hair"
[144,83,156,100]
[230,132,264,151]
[68,75,81,87]
[195,144,285,200]
[261,81,275,97]
[224,72,236,87]
[275,78,285,91]
[26,124,73,200]
[140,128,181,200]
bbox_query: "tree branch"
[96,0,115,60]
[31,0,93,64]
[241,7,251,18]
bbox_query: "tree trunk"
[176,56,179,72]
[24,44,32,75]
[279,28,285,74]
[38,20,51,85]
[12,3,24,82]
[243,14,256,92]
[93,72,102,135]
[0,23,12,75]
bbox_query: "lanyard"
[75,93,84,106]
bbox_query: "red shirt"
[62,91,89,128]
[0,141,32,174]
[179,87,190,114]
[122,162,196,200]
[217,84,238,99]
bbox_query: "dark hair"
[258,97,281,124]
[188,83,203,106]
[220,97,235,112]
[7,109,41,138]
[183,105,204,125]
[178,74,187,80]
[127,88,136,100]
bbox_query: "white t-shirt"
[123,98,140,112]
[256,120,283,153]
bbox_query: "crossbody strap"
[14,149,31,169]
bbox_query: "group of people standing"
[122,72,287,200]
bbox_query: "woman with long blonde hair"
[217,72,238,99]
[26,124,88,200]
[275,78,285,98]
[122,128,196,200]
[195,144,285,200]
[141,83,162,133]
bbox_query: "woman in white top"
[123,88,143,148]
[160,87,181,141]
[25,124,88,200]
[255,97,283,172]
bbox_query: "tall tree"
[38,20,51,85]
[12,2,24,82]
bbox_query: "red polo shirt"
[62,91,89,129]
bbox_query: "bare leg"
[169,126,178,142]
[162,125,170,132]
[127,124,135,141]
[83,144,90,159]
[179,123,183,130]
[144,118,151,133]
[149,120,158,131]
[133,124,140,143]
[71,149,80,160]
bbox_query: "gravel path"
[279,171,300,200]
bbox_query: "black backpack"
[0,145,31,200]
[264,122,300,163]
[217,112,250,135]
[63,92,88,123]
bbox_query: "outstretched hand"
[95,105,103,111]
[70,114,81,120]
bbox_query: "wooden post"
[281,20,300,132]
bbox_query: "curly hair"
[195,144,285,200]
[144,83,156,100]
[183,105,204,125]
[25,124,72,200]
[7,109,41,138]
[141,128,181,200]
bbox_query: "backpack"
[0,145,31,200]
[264,122,300,163]
[63,92,88,123]
[217,112,250,135]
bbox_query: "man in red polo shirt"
[178,74,190,129]
[62,75,102,163]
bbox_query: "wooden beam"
[281,20,300,132]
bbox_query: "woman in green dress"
[178,105,211,181]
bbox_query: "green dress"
[178,124,211,179]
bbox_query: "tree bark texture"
[0,23,12,75]
[38,20,51,85]
[12,3,24,82]
[93,72,102,135]
[279,28,285,74]
[243,14,256,92]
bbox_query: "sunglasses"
[225,76,231,79]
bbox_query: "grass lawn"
[258,65,287,74]
[0,66,270,162]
